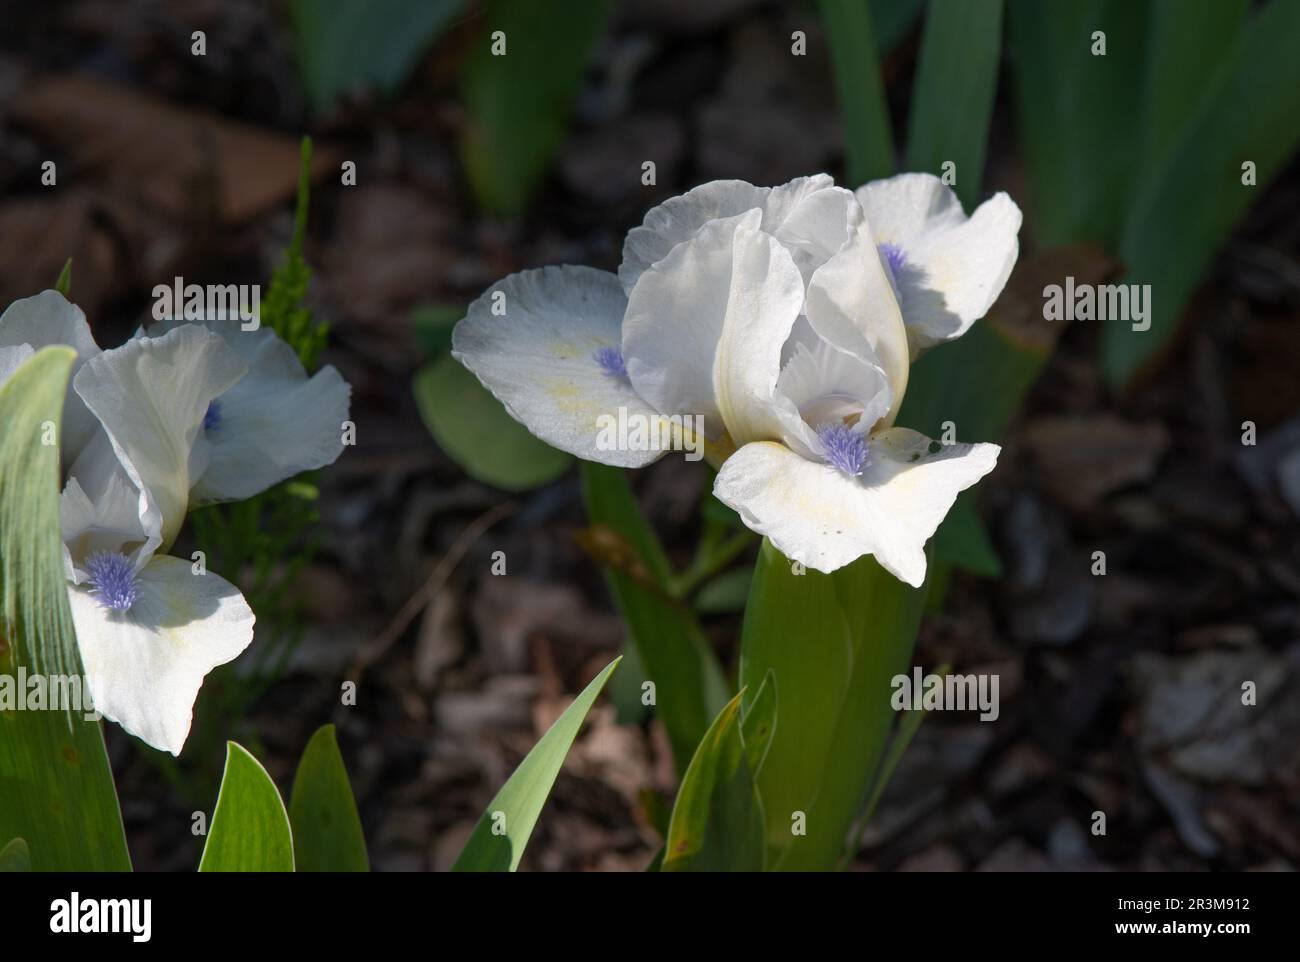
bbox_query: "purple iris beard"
[816,422,871,477]
[85,551,140,612]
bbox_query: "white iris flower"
[1,291,351,754]
[453,174,1021,586]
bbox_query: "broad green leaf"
[662,691,765,872]
[905,0,1004,208]
[291,0,466,110]
[453,656,621,871]
[459,0,612,215]
[580,464,729,773]
[1009,0,1149,247]
[843,666,946,863]
[288,724,368,872]
[870,0,925,54]
[0,346,131,872]
[693,565,754,615]
[1103,0,1300,385]
[414,354,572,491]
[1136,0,1248,178]
[819,0,895,186]
[740,670,777,779]
[740,541,928,870]
[0,838,30,872]
[199,742,295,872]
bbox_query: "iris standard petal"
[709,212,807,446]
[804,220,911,426]
[855,173,1022,355]
[73,325,247,551]
[619,179,771,294]
[618,174,859,294]
[624,209,804,446]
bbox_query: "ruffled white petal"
[69,554,255,756]
[618,175,858,294]
[451,265,665,469]
[145,319,351,502]
[803,220,910,426]
[0,291,103,464]
[73,325,247,551]
[712,428,1000,584]
[762,179,863,284]
[855,173,965,243]
[855,173,1021,354]
[619,180,770,294]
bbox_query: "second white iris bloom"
[454,173,1021,586]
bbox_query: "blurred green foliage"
[905,0,1003,208]
[821,0,895,185]
[1106,0,1300,383]
[459,0,613,215]
[410,300,574,489]
[413,353,573,490]
[291,0,467,110]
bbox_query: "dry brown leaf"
[1022,414,1170,510]
[13,73,336,223]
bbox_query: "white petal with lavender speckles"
[451,265,665,469]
